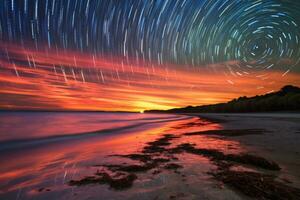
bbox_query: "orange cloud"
[0,43,299,111]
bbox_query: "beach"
[0,112,300,199]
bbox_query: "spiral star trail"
[0,0,300,111]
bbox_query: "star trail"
[0,0,300,111]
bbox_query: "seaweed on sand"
[164,163,183,170]
[110,153,152,163]
[69,130,286,197]
[142,134,180,154]
[212,170,300,199]
[69,172,137,190]
[172,143,280,171]
[225,153,280,171]
[103,162,158,172]
[70,133,181,190]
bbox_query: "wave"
[78,114,183,124]
[0,114,191,152]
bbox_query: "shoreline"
[195,113,300,186]
[66,113,300,199]
[1,113,300,199]
[0,114,189,152]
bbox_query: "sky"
[0,0,300,111]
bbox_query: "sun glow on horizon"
[0,43,300,111]
[1,1,300,111]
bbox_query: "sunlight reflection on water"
[0,112,244,200]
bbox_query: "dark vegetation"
[164,163,183,170]
[212,171,300,199]
[172,143,280,171]
[69,171,137,190]
[146,85,300,113]
[174,141,300,199]
[69,133,182,189]
[68,119,300,199]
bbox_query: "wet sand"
[196,113,300,187]
[1,113,300,199]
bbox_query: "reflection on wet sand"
[0,115,228,199]
[2,114,296,200]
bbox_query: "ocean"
[0,111,187,150]
[0,111,198,199]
